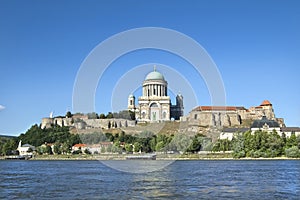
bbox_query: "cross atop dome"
[154,65,156,72]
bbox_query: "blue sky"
[0,0,299,136]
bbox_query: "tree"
[87,112,98,119]
[53,143,61,154]
[133,142,142,153]
[106,112,113,119]
[125,144,133,153]
[155,141,165,151]
[186,137,201,153]
[61,142,71,154]
[286,133,297,148]
[66,111,72,118]
[129,110,136,120]
[285,146,300,158]
[45,145,53,155]
[2,139,18,155]
[99,113,106,119]
[84,148,91,154]
[232,134,246,158]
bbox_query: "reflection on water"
[101,160,174,173]
[0,160,300,199]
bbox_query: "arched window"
[162,112,166,119]
[150,103,158,108]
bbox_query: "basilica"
[128,67,184,122]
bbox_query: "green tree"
[186,136,202,153]
[66,111,72,118]
[84,148,91,154]
[61,142,71,154]
[155,141,165,151]
[2,139,18,155]
[285,146,300,158]
[133,142,141,153]
[106,112,113,119]
[286,133,297,148]
[125,144,133,153]
[53,143,61,154]
[45,145,53,155]
[87,112,98,119]
[232,134,246,158]
[99,113,106,119]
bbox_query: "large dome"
[145,71,165,81]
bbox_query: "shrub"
[285,146,300,158]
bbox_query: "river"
[1,160,299,199]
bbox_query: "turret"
[128,94,135,111]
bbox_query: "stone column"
[158,85,161,96]
[147,85,149,96]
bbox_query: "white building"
[220,116,300,140]
[17,141,35,157]
[128,67,183,122]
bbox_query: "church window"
[150,103,158,107]
[194,114,197,119]
[163,112,166,119]
[142,112,146,119]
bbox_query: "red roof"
[260,100,272,106]
[192,106,246,112]
[73,143,86,148]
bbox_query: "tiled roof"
[260,100,272,106]
[73,143,86,148]
[223,128,250,133]
[281,127,300,132]
[192,106,246,112]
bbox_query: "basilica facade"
[128,68,184,122]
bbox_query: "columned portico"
[128,66,184,122]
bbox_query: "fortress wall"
[188,111,242,127]
[84,119,135,129]
[42,117,136,130]
[41,118,53,129]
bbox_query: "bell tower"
[128,94,135,112]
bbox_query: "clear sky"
[0,0,299,136]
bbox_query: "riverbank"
[1,153,299,161]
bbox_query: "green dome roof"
[145,71,165,80]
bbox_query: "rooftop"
[192,106,247,112]
[260,100,272,106]
[145,67,165,81]
[251,116,280,128]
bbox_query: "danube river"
[1,160,299,199]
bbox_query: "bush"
[84,148,91,154]
[285,146,300,158]
[72,150,82,154]
[233,150,245,158]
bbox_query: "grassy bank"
[2,152,297,161]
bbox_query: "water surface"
[1,160,299,199]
